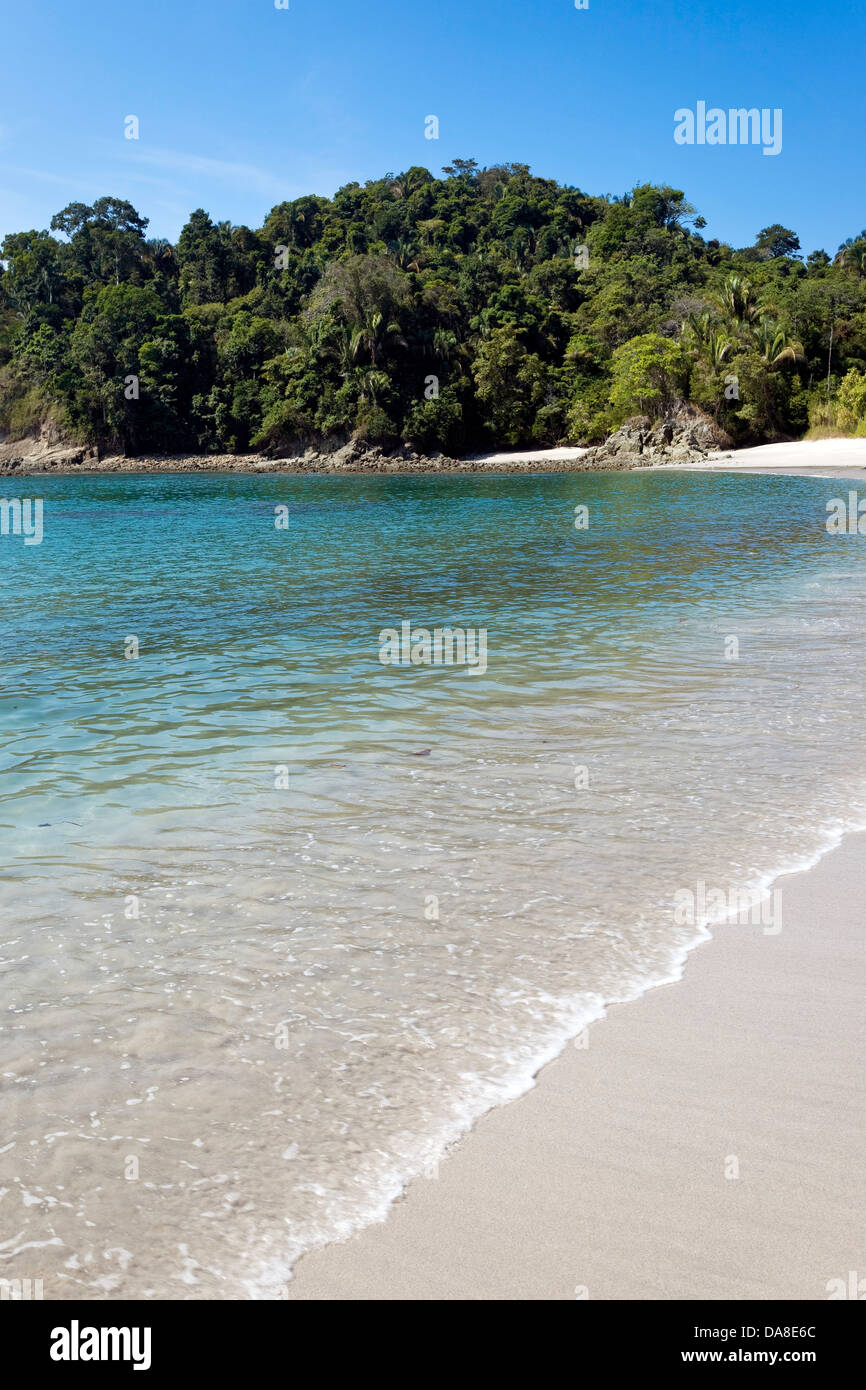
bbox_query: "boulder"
[580,407,731,467]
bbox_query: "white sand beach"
[669,437,866,476]
[466,445,590,466]
[468,437,866,477]
[468,437,866,476]
[286,829,866,1300]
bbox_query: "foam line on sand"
[286,831,866,1300]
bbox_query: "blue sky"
[0,0,862,254]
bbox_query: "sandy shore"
[670,437,866,478]
[472,437,866,477]
[469,438,866,477]
[286,830,866,1300]
[464,445,589,466]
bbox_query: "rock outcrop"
[0,436,101,474]
[579,408,732,468]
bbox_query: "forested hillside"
[2,160,865,455]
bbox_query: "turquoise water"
[2,468,866,1297]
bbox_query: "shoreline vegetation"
[2,164,866,468]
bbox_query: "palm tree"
[682,310,733,363]
[681,309,734,418]
[707,330,733,372]
[432,328,458,361]
[350,311,406,366]
[390,168,428,201]
[834,234,866,281]
[144,238,176,276]
[314,321,355,378]
[417,218,445,247]
[713,275,762,329]
[388,236,420,271]
[681,308,713,349]
[752,316,804,368]
[352,366,390,405]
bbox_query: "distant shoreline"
[0,442,598,477]
[2,437,865,478]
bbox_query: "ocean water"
[2,467,866,1298]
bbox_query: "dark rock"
[579,407,732,468]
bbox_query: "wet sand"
[286,831,866,1300]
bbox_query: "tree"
[0,230,66,317]
[609,333,690,419]
[752,225,801,260]
[713,275,762,328]
[834,368,866,434]
[807,249,831,273]
[834,232,866,281]
[66,283,164,447]
[305,254,412,341]
[787,279,863,399]
[177,210,232,304]
[50,197,149,286]
[441,158,479,180]
[752,316,804,368]
[473,325,554,445]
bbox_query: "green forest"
[2,159,866,456]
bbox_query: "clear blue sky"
[0,0,862,254]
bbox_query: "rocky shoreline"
[576,409,732,468]
[0,445,591,476]
[0,412,732,477]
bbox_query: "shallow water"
[2,468,865,1297]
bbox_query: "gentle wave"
[2,469,866,1297]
